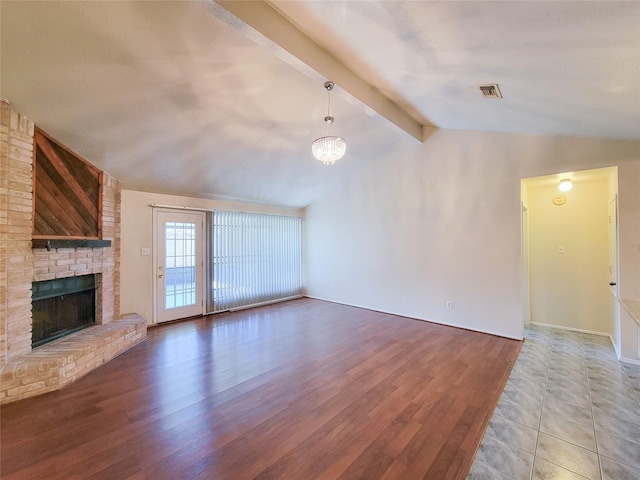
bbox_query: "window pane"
[165,222,197,309]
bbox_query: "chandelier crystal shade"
[312,135,346,165]
[312,81,346,165]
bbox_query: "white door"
[154,209,204,323]
[521,203,531,326]
[608,196,618,294]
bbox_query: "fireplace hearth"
[32,275,97,347]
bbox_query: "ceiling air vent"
[478,84,502,98]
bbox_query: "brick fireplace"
[0,101,146,404]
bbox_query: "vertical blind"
[206,211,302,313]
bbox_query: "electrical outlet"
[446,301,453,309]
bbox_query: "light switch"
[141,247,151,256]
[558,246,565,254]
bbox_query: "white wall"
[120,190,302,323]
[304,129,640,340]
[617,159,640,362]
[617,160,640,301]
[527,178,610,333]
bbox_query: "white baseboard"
[227,295,303,312]
[621,357,640,366]
[530,321,610,337]
[305,295,523,341]
[530,321,620,359]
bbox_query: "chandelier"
[312,81,346,165]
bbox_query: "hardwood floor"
[1,298,521,480]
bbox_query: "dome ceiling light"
[559,179,573,192]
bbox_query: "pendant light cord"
[325,82,334,134]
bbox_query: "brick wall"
[0,102,8,367]
[0,100,35,366]
[0,101,121,370]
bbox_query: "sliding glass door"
[207,211,302,312]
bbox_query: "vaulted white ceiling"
[2,1,638,208]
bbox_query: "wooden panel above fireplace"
[33,127,102,239]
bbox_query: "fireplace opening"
[32,275,97,348]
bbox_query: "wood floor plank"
[1,298,521,480]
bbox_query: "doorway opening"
[521,166,618,335]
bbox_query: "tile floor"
[467,324,640,480]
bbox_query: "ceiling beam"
[211,0,429,143]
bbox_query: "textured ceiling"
[1,1,638,208]
[273,0,640,140]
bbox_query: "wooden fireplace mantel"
[32,238,112,251]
